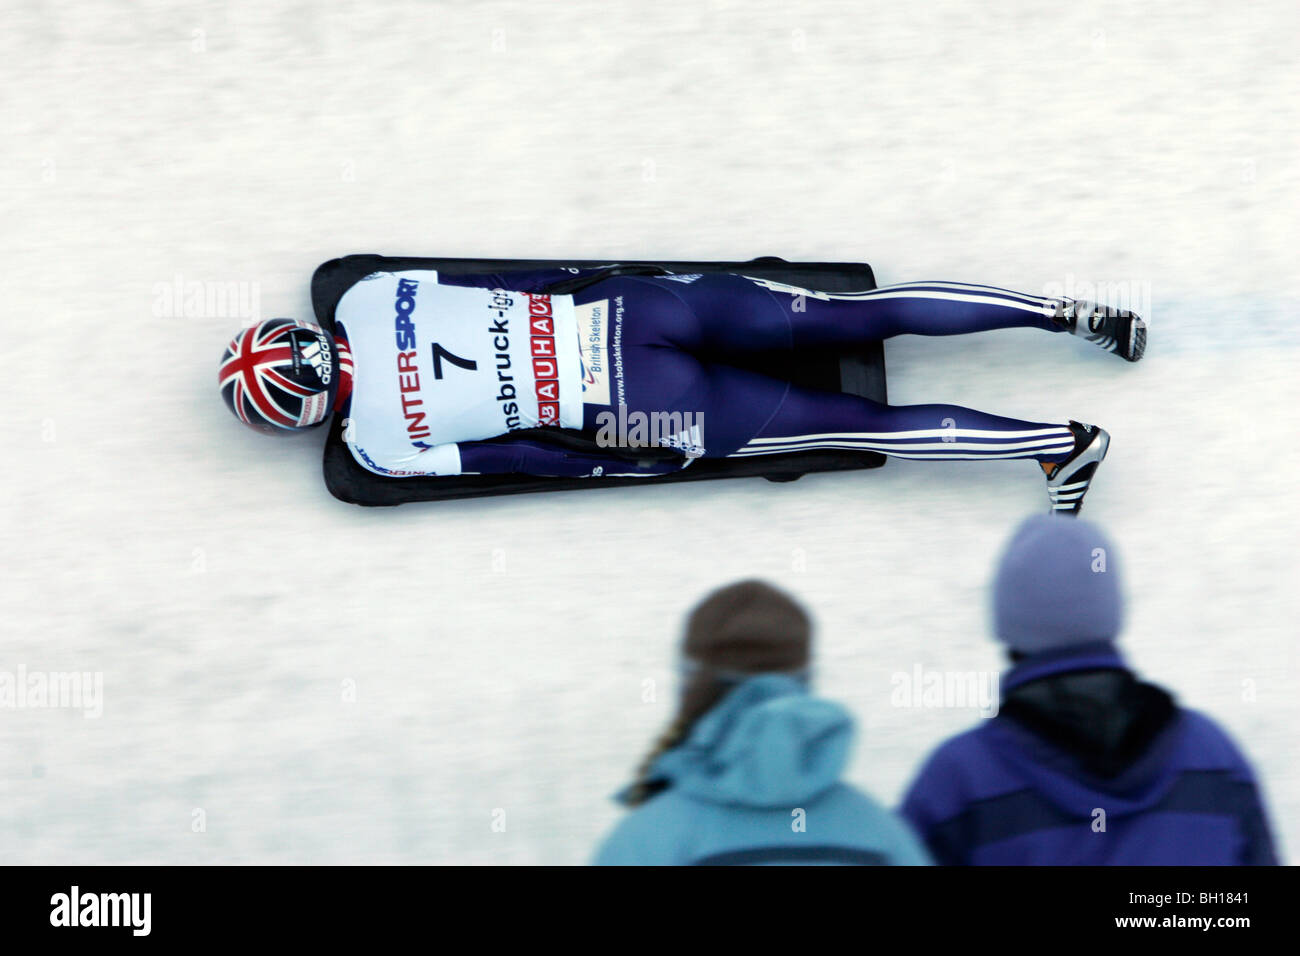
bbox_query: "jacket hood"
[641,675,854,809]
[988,644,1184,814]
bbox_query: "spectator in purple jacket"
[901,514,1277,866]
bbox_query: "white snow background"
[1,0,1296,864]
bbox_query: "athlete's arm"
[437,268,612,294]
[458,438,687,478]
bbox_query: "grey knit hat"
[992,514,1124,654]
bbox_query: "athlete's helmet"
[219,318,342,434]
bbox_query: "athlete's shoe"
[1041,421,1110,515]
[1053,300,1146,362]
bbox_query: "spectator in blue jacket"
[594,580,931,866]
[901,514,1277,866]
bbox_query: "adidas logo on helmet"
[219,318,344,434]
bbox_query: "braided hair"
[624,580,812,807]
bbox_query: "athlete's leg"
[571,275,1075,463]
[571,276,1097,505]
[566,274,1112,512]
[639,273,1066,353]
[782,279,1065,343]
[699,363,1077,464]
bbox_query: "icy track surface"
[2,1,1297,864]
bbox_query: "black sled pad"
[311,255,888,506]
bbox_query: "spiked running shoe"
[1053,300,1146,362]
[1042,421,1110,515]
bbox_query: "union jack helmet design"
[219,318,349,434]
